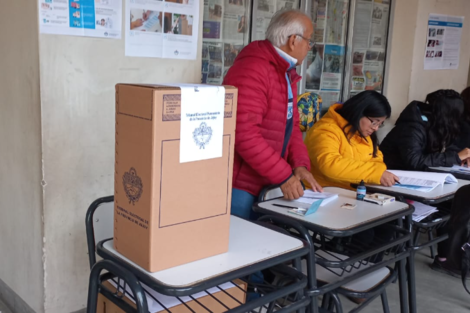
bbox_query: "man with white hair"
[223,9,322,220]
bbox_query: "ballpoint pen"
[272,203,300,209]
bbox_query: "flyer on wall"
[125,0,200,59]
[424,13,464,70]
[320,45,345,91]
[39,0,122,39]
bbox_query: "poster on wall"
[424,13,464,70]
[39,0,122,38]
[320,45,345,91]
[125,0,200,59]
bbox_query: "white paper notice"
[39,0,122,39]
[424,14,464,70]
[125,0,200,59]
[179,85,225,163]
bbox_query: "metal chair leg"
[87,259,148,313]
[329,293,343,313]
[413,228,420,246]
[381,291,390,313]
[428,230,436,259]
[321,294,331,309]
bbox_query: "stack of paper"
[389,170,457,192]
[406,200,439,222]
[294,190,339,207]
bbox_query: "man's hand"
[280,176,304,200]
[293,167,323,192]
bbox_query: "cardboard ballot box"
[97,279,247,313]
[114,84,237,272]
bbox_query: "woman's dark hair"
[424,89,464,152]
[461,86,470,122]
[336,90,391,157]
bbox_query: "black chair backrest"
[85,196,114,269]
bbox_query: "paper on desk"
[451,165,470,172]
[110,279,236,312]
[294,190,338,207]
[406,200,439,222]
[389,170,457,192]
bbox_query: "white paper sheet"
[451,165,470,172]
[325,0,348,45]
[424,14,464,70]
[125,0,200,59]
[406,200,439,222]
[178,84,225,163]
[294,190,339,207]
[39,0,122,38]
[353,0,372,49]
[389,170,457,192]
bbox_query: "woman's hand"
[380,171,399,187]
[458,148,470,163]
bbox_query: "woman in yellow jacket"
[305,90,398,189]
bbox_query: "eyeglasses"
[290,34,315,48]
[367,117,385,129]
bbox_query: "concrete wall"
[0,1,44,313]
[39,5,204,313]
[383,0,420,122]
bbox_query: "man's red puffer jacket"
[223,40,311,196]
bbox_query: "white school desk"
[97,216,307,291]
[365,179,470,204]
[428,166,470,181]
[255,187,412,236]
[254,187,415,313]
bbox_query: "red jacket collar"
[263,41,302,82]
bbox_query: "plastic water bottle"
[356,180,366,200]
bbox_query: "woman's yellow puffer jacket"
[304,103,387,190]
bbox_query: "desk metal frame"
[253,198,416,313]
[86,196,313,313]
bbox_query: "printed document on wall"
[179,85,225,163]
[125,0,200,59]
[39,0,122,38]
[320,45,345,91]
[424,14,464,70]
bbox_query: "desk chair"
[258,186,396,313]
[86,196,312,313]
[85,196,149,312]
